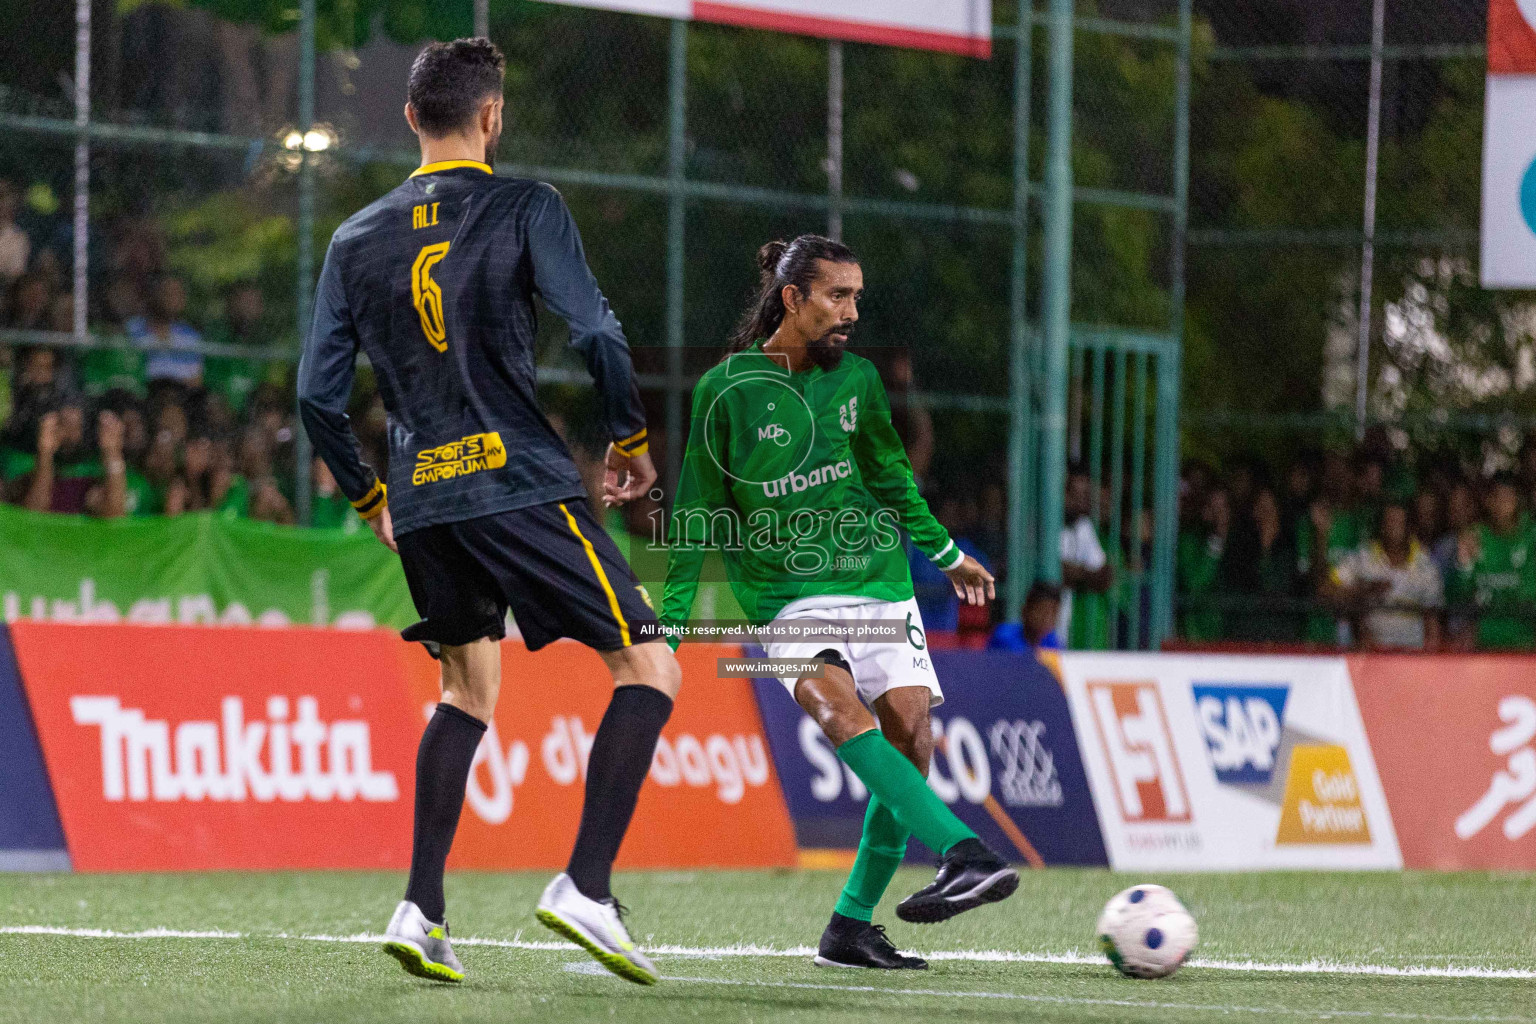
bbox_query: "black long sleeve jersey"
[298,160,647,535]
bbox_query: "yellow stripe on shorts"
[558,503,631,648]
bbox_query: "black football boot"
[813,913,928,970]
[895,838,1019,924]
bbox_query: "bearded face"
[806,322,853,371]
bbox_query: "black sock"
[565,684,674,902]
[404,702,486,924]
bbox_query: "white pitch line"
[2,925,1534,982]
[559,960,1535,1024]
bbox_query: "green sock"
[833,797,908,922]
[835,730,976,858]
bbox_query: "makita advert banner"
[8,624,794,872]
[751,650,1109,866]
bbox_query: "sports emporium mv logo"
[1086,681,1190,823]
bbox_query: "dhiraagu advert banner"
[0,505,415,630]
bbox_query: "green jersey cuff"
[928,539,966,571]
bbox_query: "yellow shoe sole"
[536,908,658,986]
[382,940,465,983]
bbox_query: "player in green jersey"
[1449,474,1536,650]
[662,235,1017,971]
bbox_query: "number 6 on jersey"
[412,241,451,351]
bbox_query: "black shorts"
[396,499,660,653]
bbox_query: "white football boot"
[381,900,465,983]
[535,873,658,985]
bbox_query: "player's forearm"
[298,401,381,510]
[23,460,53,512]
[867,473,956,565]
[660,545,707,647]
[100,459,128,519]
[576,332,647,453]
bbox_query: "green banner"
[0,506,415,630]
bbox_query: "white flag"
[1481,76,1536,289]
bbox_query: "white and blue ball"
[1096,884,1198,979]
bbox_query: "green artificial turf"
[0,868,1530,1023]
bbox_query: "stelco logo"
[70,695,399,803]
[799,714,1056,807]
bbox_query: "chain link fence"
[14,2,1523,652]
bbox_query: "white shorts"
[761,595,943,708]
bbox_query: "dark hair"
[1025,581,1062,607]
[728,234,857,353]
[1490,471,1520,491]
[407,38,505,136]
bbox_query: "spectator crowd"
[1,174,1532,652]
[0,178,365,532]
[1169,429,1536,652]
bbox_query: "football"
[1096,884,1199,979]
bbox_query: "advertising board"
[11,622,418,871]
[400,641,797,870]
[753,650,1107,865]
[1059,653,1401,870]
[10,625,795,872]
[1352,654,1536,870]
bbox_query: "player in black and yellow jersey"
[298,38,676,987]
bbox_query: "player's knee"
[604,640,681,699]
[795,669,872,747]
[875,689,935,771]
[889,721,934,773]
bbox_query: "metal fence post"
[827,40,844,242]
[294,0,316,525]
[73,0,90,344]
[664,19,687,493]
[474,0,489,38]
[1354,0,1386,440]
[1150,0,1194,646]
[1005,17,1034,622]
[1037,0,1075,585]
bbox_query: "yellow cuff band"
[352,481,387,519]
[613,428,648,457]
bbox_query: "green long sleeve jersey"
[661,342,964,632]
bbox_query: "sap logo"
[1192,684,1290,785]
[71,695,398,803]
[757,423,793,447]
[1087,681,1190,823]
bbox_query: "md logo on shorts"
[1191,684,1290,786]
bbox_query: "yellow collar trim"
[410,160,493,178]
